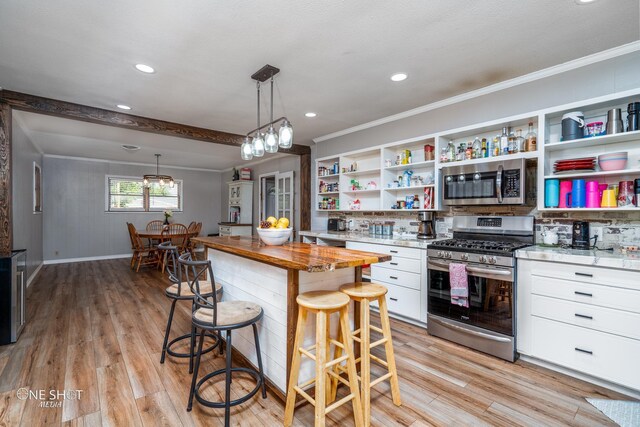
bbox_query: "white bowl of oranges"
[256,217,292,246]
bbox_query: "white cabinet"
[226,181,253,225]
[219,225,252,237]
[517,259,640,391]
[346,241,427,323]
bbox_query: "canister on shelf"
[424,144,434,161]
[382,221,394,236]
[375,222,383,235]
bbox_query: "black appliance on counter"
[327,218,345,232]
[572,221,590,250]
[427,216,534,362]
[0,250,27,345]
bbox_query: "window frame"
[105,175,184,213]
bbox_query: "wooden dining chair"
[188,222,204,259]
[160,223,189,271]
[127,222,159,272]
[146,219,165,246]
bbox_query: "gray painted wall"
[220,155,301,233]
[11,119,43,279]
[43,156,221,261]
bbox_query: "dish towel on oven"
[449,263,469,308]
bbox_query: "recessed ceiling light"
[305,112,317,118]
[575,0,597,3]
[121,144,140,152]
[116,104,131,110]
[135,63,155,73]
[390,73,408,82]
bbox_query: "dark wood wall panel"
[0,102,12,255]
[300,153,311,231]
[0,90,310,156]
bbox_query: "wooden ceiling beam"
[0,90,311,156]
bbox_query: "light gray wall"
[43,156,221,261]
[221,155,301,233]
[316,52,640,158]
[11,119,43,279]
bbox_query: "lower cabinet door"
[532,316,640,391]
[370,281,421,321]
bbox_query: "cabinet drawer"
[532,294,640,340]
[371,265,421,290]
[346,241,422,260]
[527,261,640,291]
[219,226,231,236]
[531,275,640,314]
[375,256,422,274]
[532,317,640,391]
[370,282,421,320]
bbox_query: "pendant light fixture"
[143,154,174,188]
[241,64,293,159]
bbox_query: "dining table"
[137,227,194,240]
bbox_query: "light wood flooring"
[0,259,634,426]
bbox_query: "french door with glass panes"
[276,171,294,239]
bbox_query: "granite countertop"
[516,245,640,271]
[299,230,442,249]
[193,236,391,272]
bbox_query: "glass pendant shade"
[252,133,265,157]
[159,178,165,186]
[169,179,175,188]
[265,126,279,153]
[143,177,149,186]
[241,137,254,160]
[278,119,293,148]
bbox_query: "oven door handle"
[427,260,512,278]
[429,317,512,343]
[496,164,503,204]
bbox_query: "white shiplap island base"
[192,236,391,399]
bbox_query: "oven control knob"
[488,256,497,264]
[437,251,443,257]
[479,255,487,263]
[460,253,469,261]
[447,252,453,259]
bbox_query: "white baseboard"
[27,262,43,288]
[43,253,131,265]
[519,355,640,400]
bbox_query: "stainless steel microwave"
[442,158,525,206]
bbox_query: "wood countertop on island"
[192,235,391,272]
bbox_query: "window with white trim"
[107,176,183,212]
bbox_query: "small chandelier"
[241,64,293,160]
[143,154,174,188]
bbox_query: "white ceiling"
[1,0,639,168]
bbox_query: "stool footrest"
[325,393,355,415]
[325,354,348,369]
[298,376,317,389]
[329,339,344,350]
[370,337,388,349]
[370,372,393,388]
[299,347,316,361]
[293,386,315,406]
[327,369,350,387]
[370,353,389,367]
[370,324,383,334]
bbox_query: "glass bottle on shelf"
[447,140,456,162]
[500,127,509,156]
[525,121,537,152]
[515,129,524,153]
[481,138,487,158]
[440,147,449,162]
[493,136,501,157]
[456,145,464,161]
[472,137,481,159]
[465,142,473,160]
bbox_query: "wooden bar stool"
[284,291,363,427]
[332,282,401,426]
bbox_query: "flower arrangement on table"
[163,210,173,225]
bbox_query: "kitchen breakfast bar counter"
[191,236,391,398]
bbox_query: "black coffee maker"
[572,221,590,250]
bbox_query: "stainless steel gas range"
[426,215,534,362]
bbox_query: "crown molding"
[42,154,221,172]
[313,41,640,143]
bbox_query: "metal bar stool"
[331,282,401,426]
[157,242,222,373]
[180,253,267,427]
[284,290,363,427]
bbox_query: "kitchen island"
[191,236,391,398]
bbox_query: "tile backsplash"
[328,206,640,248]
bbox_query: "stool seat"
[193,301,262,327]
[165,280,222,298]
[296,290,350,310]
[339,282,388,299]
